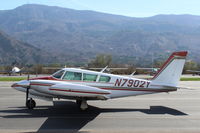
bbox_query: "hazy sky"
[1,0,200,17]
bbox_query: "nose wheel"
[26,98,36,109]
[25,82,36,109]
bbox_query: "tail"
[152,51,188,87]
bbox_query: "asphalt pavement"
[0,81,200,133]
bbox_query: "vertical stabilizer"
[152,51,188,87]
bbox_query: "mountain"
[0,4,200,65]
[0,30,52,65]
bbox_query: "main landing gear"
[76,99,88,110]
[26,98,36,109]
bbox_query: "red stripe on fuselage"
[30,83,53,86]
[49,88,110,95]
[152,51,187,80]
[11,84,23,88]
[101,88,176,92]
[27,83,175,93]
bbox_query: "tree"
[88,54,112,67]
[183,60,198,73]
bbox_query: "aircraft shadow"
[0,101,187,133]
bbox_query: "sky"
[1,0,200,17]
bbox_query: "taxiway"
[0,81,200,133]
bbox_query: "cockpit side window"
[83,73,97,81]
[99,75,111,82]
[62,71,82,81]
[52,70,65,79]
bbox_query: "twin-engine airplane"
[0,66,22,76]
[12,51,187,110]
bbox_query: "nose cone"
[11,80,30,92]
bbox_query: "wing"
[0,70,10,74]
[187,70,200,73]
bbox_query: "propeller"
[26,85,30,103]
[27,71,30,80]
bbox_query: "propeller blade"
[26,86,29,102]
[25,80,31,105]
[27,72,30,81]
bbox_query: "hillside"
[0,30,52,65]
[0,4,200,65]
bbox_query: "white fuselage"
[11,51,188,110]
[13,68,177,101]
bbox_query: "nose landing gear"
[26,98,36,109]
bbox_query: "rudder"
[152,51,188,87]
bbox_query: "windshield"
[62,71,82,81]
[52,70,65,79]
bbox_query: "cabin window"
[83,73,97,81]
[62,71,82,81]
[52,70,65,79]
[99,75,111,82]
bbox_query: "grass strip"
[180,77,200,81]
[0,77,27,81]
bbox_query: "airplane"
[186,70,200,76]
[11,51,187,110]
[0,66,23,76]
[12,66,21,73]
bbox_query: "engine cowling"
[49,83,111,98]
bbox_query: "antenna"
[152,52,154,73]
[100,66,108,73]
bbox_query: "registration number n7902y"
[114,79,150,88]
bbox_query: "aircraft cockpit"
[52,68,111,82]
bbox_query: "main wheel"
[80,100,88,111]
[76,99,88,110]
[26,98,36,109]
[76,99,82,106]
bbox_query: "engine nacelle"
[49,83,111,98]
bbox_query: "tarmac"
[0,81,200,133]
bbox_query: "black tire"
[76,100,81,107]
[26,99,36,109]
